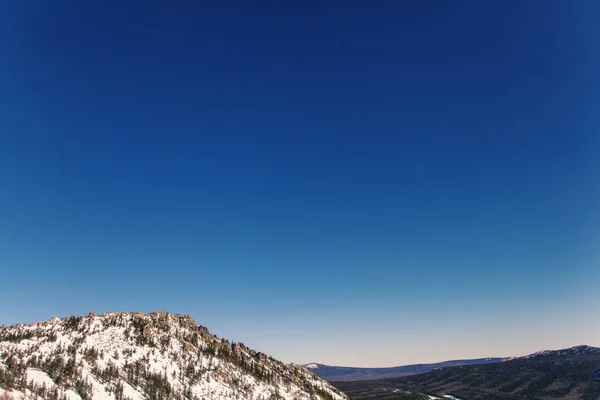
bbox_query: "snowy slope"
[0,312,348,400]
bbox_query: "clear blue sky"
[1,1,599,367]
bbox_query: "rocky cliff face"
[0,312,348,400]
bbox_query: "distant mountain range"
[304,357,509,381]
[332,345,600,400]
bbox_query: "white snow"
[0,312,348,400]
[26,368,56,388]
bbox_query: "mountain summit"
[0,311,347,400]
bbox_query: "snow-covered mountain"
[0,311,348,400]
[520,344,600,359]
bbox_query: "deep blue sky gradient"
[1,1,599,366]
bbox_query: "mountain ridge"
[0,311,348,400]
[303,357,510,381]
[331,345,600,400]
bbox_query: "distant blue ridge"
[305,357,509,381]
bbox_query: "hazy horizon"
[2,306,600,368]
[2,1,599,368]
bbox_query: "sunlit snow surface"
[0,312,348,400]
